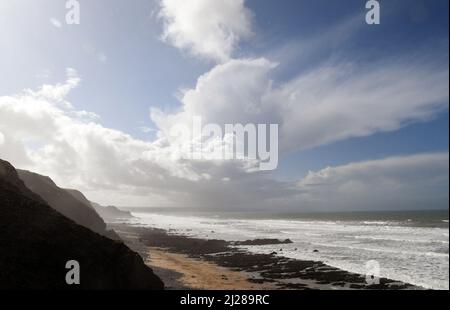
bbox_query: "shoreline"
[110,222,422,290]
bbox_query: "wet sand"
[147,247,277,290]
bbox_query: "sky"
[0,0,448,211]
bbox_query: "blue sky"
[0,0,448,209]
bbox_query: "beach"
[111,222,421,290]
[111,224,275,289]
[148,248,278,290]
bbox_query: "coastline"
[111,222,422,290]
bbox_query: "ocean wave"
[307,241,449,258]
[353,235,449,244]
[362,221,394,225]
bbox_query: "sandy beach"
[147,247,278,290]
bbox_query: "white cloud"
[151,56,449,154]
[150,58,277,142]
[28,68,80,108]
[0,70,250,205]
[0,131,4,146]
[296,153,449,211]
[72,110,100,120]
[277,59,449,152]
[159,0,253,62]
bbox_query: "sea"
[120,209,449,290]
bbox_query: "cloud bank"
[296,153,449,211]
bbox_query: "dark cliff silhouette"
[0,159,164,289]
[17,169,118,239]
[91,202,134,221]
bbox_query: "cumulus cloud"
[0,69,263,206]
[159,0,253,62]
[28,67,81,108]
[151,56,449,154]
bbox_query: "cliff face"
[64,188,122,240]
[65,189,96,209]
[17,170,108,237]
[91,202,134,221]
[0,159,164,289]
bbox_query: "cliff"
[0,159,164,289]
